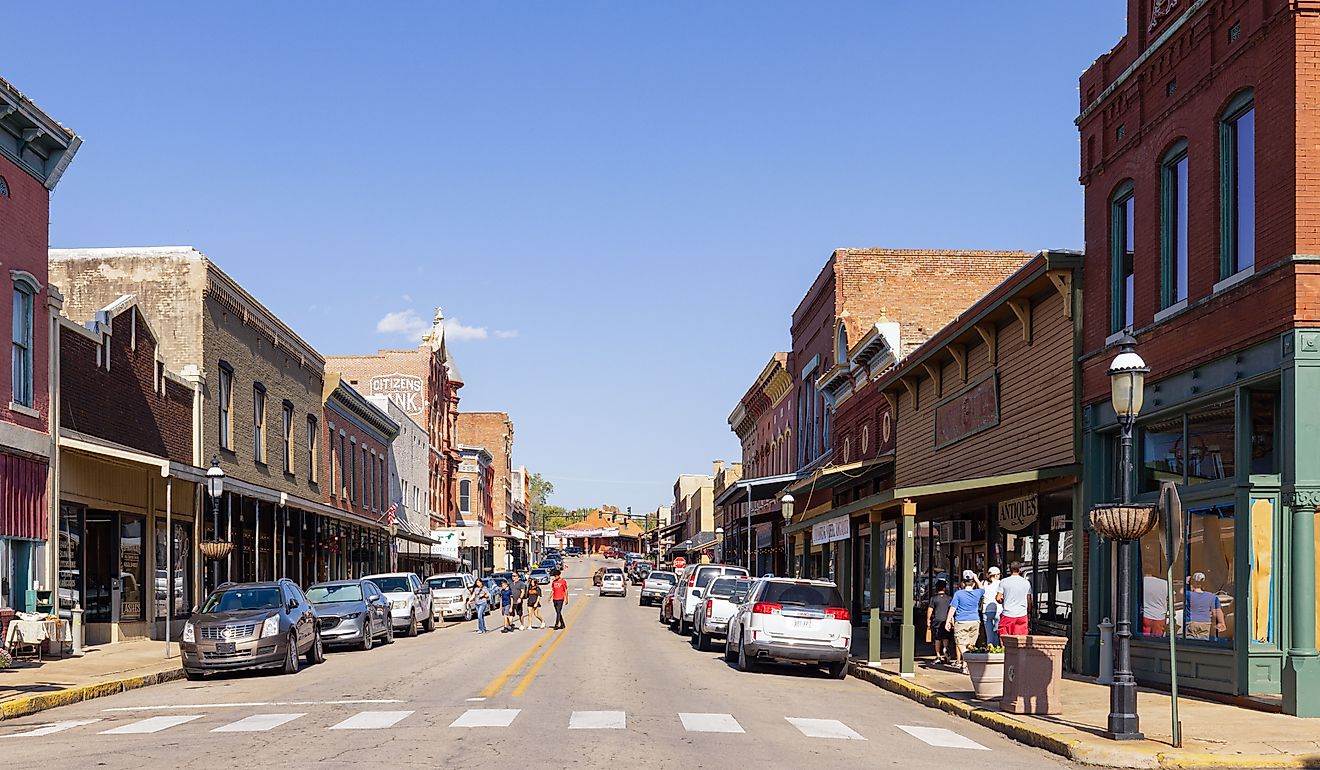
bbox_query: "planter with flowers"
[963,644,1005,700]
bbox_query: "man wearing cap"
[981,566,1003,646]
[946,570,984,672]
[1184,571,1226,639]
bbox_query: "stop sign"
[674,557,687,570]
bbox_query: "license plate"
[793,619,814,628]
[215,641,236,654]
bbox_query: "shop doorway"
[85,512,115,622]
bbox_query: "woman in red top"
[550,571,569,630]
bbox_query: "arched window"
[1220,89,1255,277]
[836,323,848,365]
[459,479,471,514]
[10,273,38,408]
[0,176,9,198]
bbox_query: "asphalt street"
[0,557,1076,768]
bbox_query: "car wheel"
[423,610,436,633]
[307,629,325,664]
[737,638,755,673]
[724,633,736,663]
[282,631,300,674]
[464,605,474,622]
[677,616,688,636]
[406,610,418,637]
[695,627,710,652]
[184,668,204,681]
[383,619,395,644]
[828,660,848,680]
[361,619,374,651]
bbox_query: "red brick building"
[0,76,79,610]
[326,308,463,528]
[1077,0,1320,713]
[456,412,517,570]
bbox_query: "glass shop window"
[1249,390,1278,475]
[1137,503,1234,644]
[1186,401,1235,486]
[1141,415,1184,494]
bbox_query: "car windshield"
[605,567,624,574]
[708,578,751,599]
[695,567,746,588]
[369,576,412,593]
[306,584,363,604]
[649,573,676,584]
[760,582,845,608]
[428,577,466,590]
[202,587,282,613]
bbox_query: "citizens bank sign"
[370,373,425,416]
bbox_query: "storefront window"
[155,520,193,621]
[882,524,897,612]
[59,505,83,612]
[1137,503,1234,644]
[119,515,145,622]
[1249,390,1278,475]
[1186,401,1234,486]
[1141,415,1184,494]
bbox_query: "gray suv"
[181,579,324,679]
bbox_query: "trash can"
[1000,634,1067,715]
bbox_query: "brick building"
[0,77,79,611]
[456,412,515,571]
[325,309,463,529]
[667,472,715,560]
[1077,0,1320,714]
[55,297,203,644]
[453,444,494,572]
[49,247,393,594]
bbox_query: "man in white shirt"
[1141,570,1169,636]
[996,561,1032,637]
[981,566,1002,646]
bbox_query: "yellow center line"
[478,597,590,698]
[511,596,590,697]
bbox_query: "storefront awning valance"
[785,455,892,498]
[714,471,809,507]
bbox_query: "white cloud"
[494,329,519,339]
[401,293,413,303]
[444,318,488,341]
[376,309,430,341]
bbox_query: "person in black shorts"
[510,572,526,630]
[926,581,953,665]
[526,577,544,629]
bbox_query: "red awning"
[0,452,47,540]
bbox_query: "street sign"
[674,557,687,570]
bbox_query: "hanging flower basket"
[1088,503,1159,541]
[199,540,234,560]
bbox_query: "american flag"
[384,502,398,527]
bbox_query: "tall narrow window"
[10,280,35,408]
[362,446,369,509]
[1161,144,1189,308]
[253,384,267,463]
[349,438,357,503]
[340,434,348,498]
[1221,91,1256,277]
[218,362,234,450]
[1111,183,1136,332]
[281,402,294,473]
[307,415,319,483]
[460,479,471,514]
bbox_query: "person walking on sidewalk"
[473,580,490,634]
[947,571,984,672]
[981,566,1002,647]
[498,579,515,633]
[511,572,527,630]
[550,570,569,630]
[526,576,545,629]
[996,561,1032,638]
[926,581,953,665]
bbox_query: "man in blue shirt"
[946,570,984,671]
[498,579,516,634]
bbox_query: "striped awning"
[0,452,47,540]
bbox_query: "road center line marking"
[510,597,589,697]
[479,598,589,698]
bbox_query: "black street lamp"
[781,494,795,578]
[200,458,232,590]
[1091,334,1158,741]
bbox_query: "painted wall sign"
[935,371,1000,449]
[812,515,852,545]
[370,372,425,416]
[755,523,773,548]
[998,493,1039,532]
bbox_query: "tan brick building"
[325,309,462,528]
[456,412,515,571]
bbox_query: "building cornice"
[204,261,325,372]
[0,77,80,190]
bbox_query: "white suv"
[363,572,435,636]
[672,564,749,636]
[725,577,851,679]
[600,567,627,597]
[691,576,753,651]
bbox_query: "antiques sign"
[935,371,1000,448]
[998,493,1039,532]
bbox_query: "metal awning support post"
[1160,482,1184,748]
[164,472,172,658]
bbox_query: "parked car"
[724,577,851,679]
[363,572,435,636]
[180,579,324,679]
[672,563,750,635]
[529,568,551,585]
[691,576,753,651]
[659,582,680,625]
[600,568,627,597]
[639,570,677,607]
[565,546,583,557]
[307,579,394,650]
[426,573,476,621]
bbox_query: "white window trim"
[1213,264,1256,295]
[1104,329,1132,347]
[8,401,39,419]
[1153,298,1189,324]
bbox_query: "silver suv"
[181,579,324,679]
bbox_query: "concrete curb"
[848,663,1320,769]
[0,667,184,722]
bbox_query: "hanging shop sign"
[998,493,1039,532]
[812,515,852,545]
[934,370,1000,449]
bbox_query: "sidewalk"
[0,639,182,720]
[849,638,1320,769]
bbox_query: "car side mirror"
[691,588,703,598]
[287,600,298,612]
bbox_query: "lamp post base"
[1106,680,1144,740]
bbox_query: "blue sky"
[5,2,1124,512]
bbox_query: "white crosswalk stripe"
[569,710,626,729]
[101,715,203,735]
[897,724,990,750]
[211,713,306,733]
[450,708,521,727]
[678,712,744,733]
[328,711,414,730]
[785,717,866,740]
[3,719,101,737]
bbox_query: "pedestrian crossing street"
[0,707,990,750]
